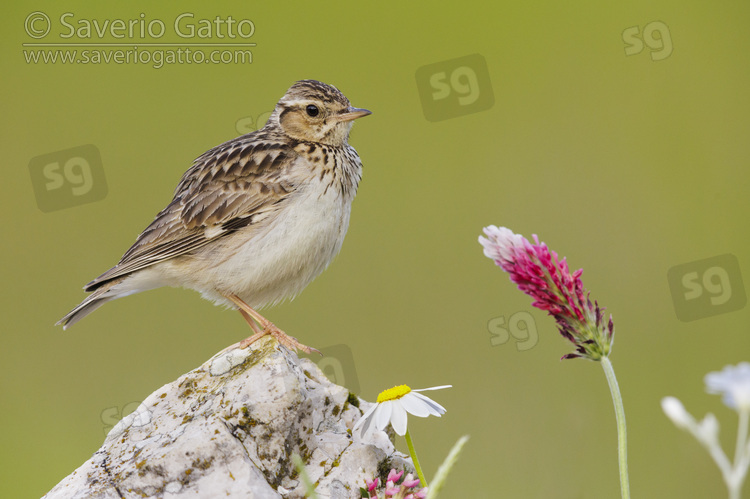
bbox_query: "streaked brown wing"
[85,133,298,291]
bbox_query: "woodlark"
[57,80,371,353]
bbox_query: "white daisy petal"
[354,403,379,438]
[399,393,432,418]
[356,403,378,424]
[413,385,452,392]
[357,416,373,438]
[390,401,408,435]
[375,401,393,432]
[411,392,447,416]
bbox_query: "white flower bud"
[661,397,695,430]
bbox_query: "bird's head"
[270,80,371,146]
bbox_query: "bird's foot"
[239,324,320,355]
[223,293,320,355]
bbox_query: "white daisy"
[354,384,451,439]
[705,362,750,411]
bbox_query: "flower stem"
[729,408,750,499]
[405,430,428,488]
[601,357,630,499]
[291,454,319,499]
[426,435,469,499]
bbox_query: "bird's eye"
[305,105,319,117]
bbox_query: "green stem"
[405,430,428,488]
[291,454,319,499]
[601,356,630,499]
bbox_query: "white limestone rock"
[43,336,412,498]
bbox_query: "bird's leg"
[232,308,268,347]
[224,293,320,355]
[238,308,263,334]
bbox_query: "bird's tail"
[56,285,117,330]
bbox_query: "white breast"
[175,172,355,309]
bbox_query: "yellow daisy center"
[377,384,412,403]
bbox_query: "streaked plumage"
[57,80,371,352]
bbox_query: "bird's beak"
[337,107,372,122]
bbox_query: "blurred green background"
[3,1,749,497]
